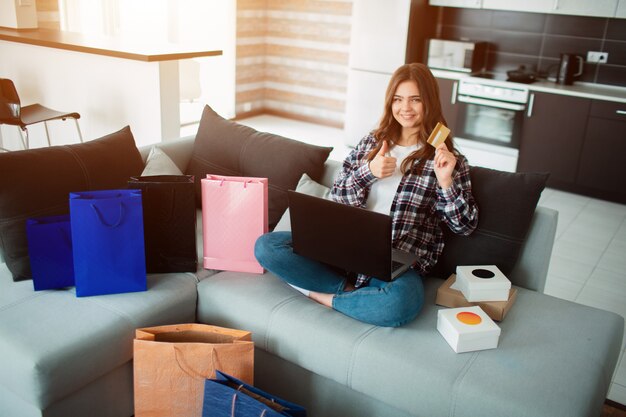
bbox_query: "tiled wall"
[438,8,626,86]
[235,0,352,127]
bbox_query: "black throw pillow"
[429,166,549,281]
[186,105,333,230]
[0,126,144,281]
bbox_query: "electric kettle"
[556,53,584,85]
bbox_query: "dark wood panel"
[517,91,590,186]
[577,116,626,198]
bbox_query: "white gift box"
[437,306,501,353]
[455,265,511,302]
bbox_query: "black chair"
[0,78,83,151]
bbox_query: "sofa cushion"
[196,272,624,417]
[429,167,549,282]
[273,166,548,287]
[186,105,333,230]
[0,262,197,409]
[274,174,331,232]
[0,126,144,281]
[142,146,183,176]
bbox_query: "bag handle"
[224,380,284,414]
[173,346,221,380]
[218,179,255,189]
[90,203,124,228]
[230,393,268,417]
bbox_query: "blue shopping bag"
[69,189,146,297]
[26,214,75,291]
[203,371,306,417]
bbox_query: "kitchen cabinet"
[344,0,436,147]
[459,0,622,18]
[576,100,626,202]
[617,0,626,18]
[349,0,412,74]
[344,70,391,145]
[345,0,411,146]
[517,91,590,187]
[550,0,618,17]
[429,0,482,8]
[481,0,551,13]
[518,91,626,204]
[436,77,459,129]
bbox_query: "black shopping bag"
[128,175,197,273]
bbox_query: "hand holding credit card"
[427,122,450,148]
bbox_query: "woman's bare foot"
[309,281,354,307]
[308,291,333,307]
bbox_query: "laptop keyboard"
[392,261,404,270]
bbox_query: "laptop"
[287,190,420,281]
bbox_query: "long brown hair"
[366,63,456,175]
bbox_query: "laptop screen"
[288,190,395,280]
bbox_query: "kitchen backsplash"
[436,8,626,87]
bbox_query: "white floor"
[183,114,626,406]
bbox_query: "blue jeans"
[254,232,424,327]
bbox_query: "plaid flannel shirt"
[330,133,479,287]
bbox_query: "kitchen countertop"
[0,27,222,62]
[431,69,626,104]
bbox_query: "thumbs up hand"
[369,141,397,179]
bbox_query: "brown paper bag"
[133,323,254,417]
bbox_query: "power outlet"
[587,51,608,63]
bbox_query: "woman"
[255,63,478,327]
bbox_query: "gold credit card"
[427,122,450,148]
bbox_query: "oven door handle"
[457,95,526,111]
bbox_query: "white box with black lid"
[455,265,511,302]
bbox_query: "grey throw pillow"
[186,105,333,230]
[273,174,331,232]
[142,146,183,176]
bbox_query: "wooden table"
[0,28,222,148]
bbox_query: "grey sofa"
[0,133,623,417]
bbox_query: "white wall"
[0,0,18,27]
[0,41,180,149]
[186,1,236,119]
[0,0,37,29]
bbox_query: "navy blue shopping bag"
[69,189,147,297]
[26,214,75,291]
[203,371,306,417]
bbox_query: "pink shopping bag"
[201,175,268,273]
